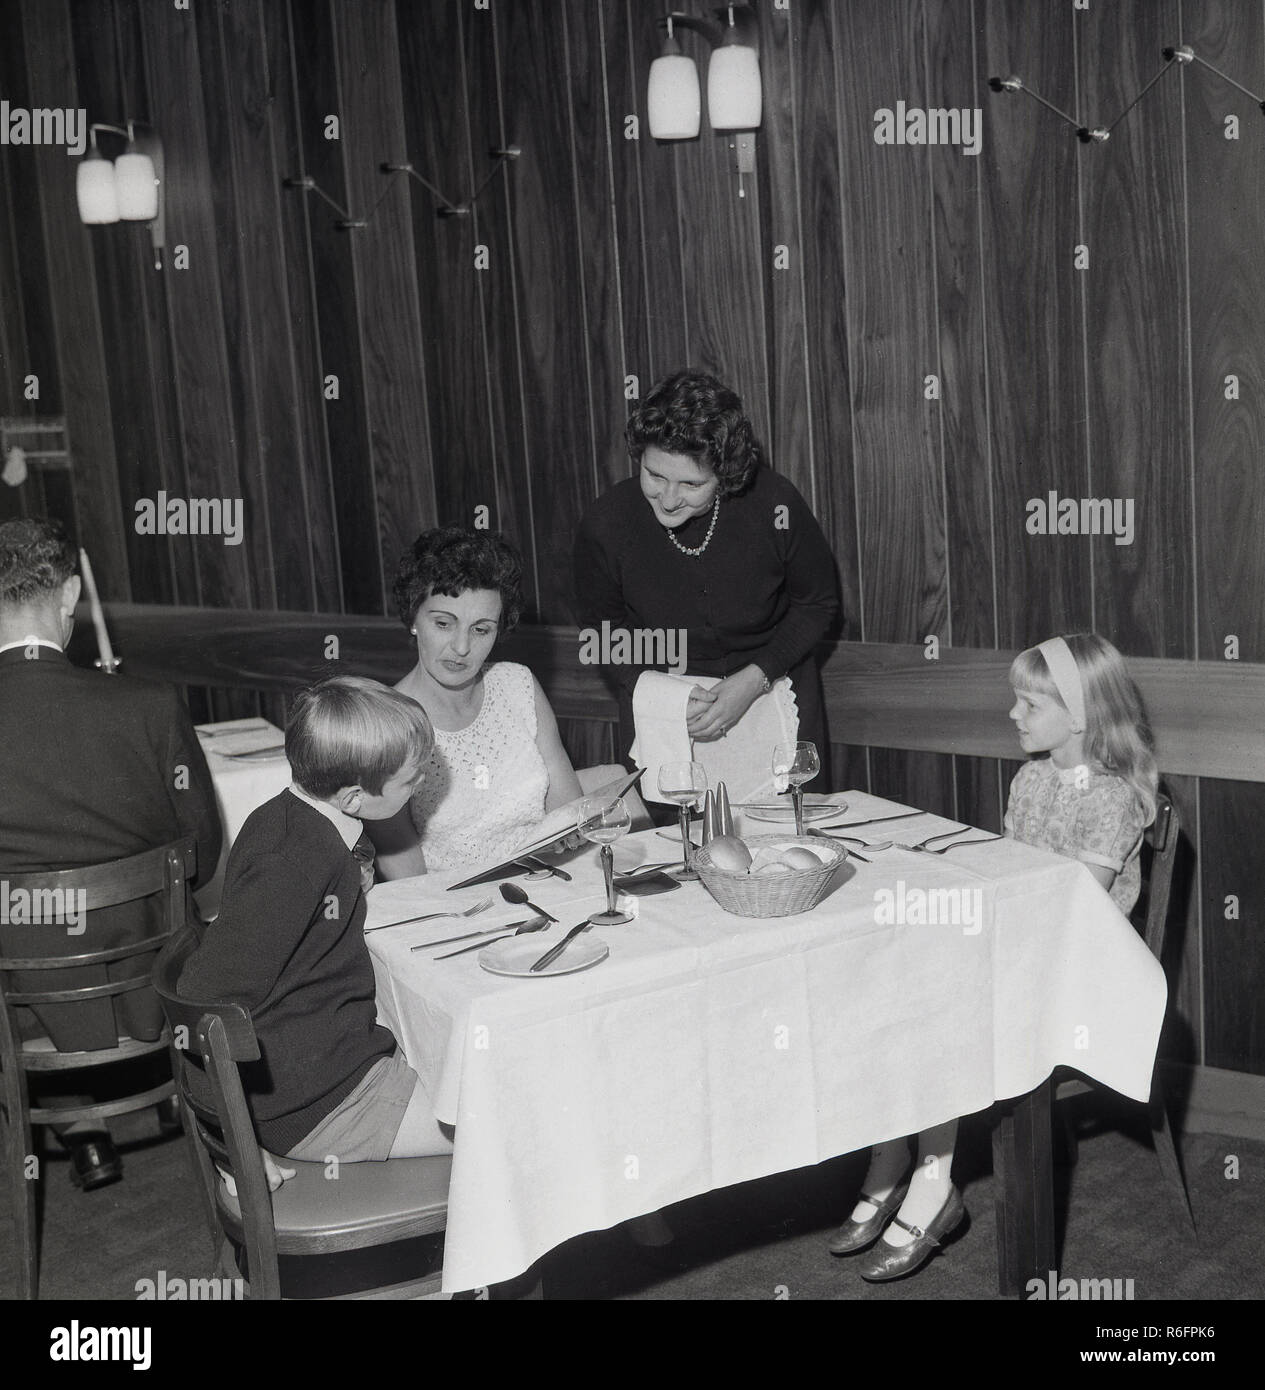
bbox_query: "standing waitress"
[573,369,839,774]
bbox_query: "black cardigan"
[573,467,840,759]
[179,791,396,1154]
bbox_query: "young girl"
[829,632,1158,1281]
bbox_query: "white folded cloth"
[631,670,800,803]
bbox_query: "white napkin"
[631,671,800,804]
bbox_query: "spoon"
[430,917,550,959]
[500,881,558,923]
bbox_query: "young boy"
[180,676,452,1170]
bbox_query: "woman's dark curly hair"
[625,369,762,497]
[392,526,524,636]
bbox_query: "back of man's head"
[0,517,76,607]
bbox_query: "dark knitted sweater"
[179,791,396,1154]
[573,467,840,757]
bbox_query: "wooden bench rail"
[75,604,1265,783]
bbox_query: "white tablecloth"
[364,791,1167,1293]
[196,720,292,916]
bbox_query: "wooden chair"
[1054,791,1196,1233]
[0,837,197,1300]
[151,926,452,1299]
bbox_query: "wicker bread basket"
[692,835,849,918]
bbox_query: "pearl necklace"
[665,497,720,557]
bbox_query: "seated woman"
[368,526,583,877]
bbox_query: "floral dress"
[1003,759,1148,914]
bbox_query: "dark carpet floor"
[2,1091,1262,1303]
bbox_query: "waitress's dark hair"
[625,369,762,497]
[393,526,524,635]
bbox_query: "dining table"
[194,718,292,917]
[363,789,1167,1297]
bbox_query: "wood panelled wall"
[1,0,1263,1074]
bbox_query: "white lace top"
[408,662,551,869]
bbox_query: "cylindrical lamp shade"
[114,149,158,220]
[707,44,762,130]
[76,153,119,224]
[648,53,701,139]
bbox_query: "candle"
[78,548,118,673]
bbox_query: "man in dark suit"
[0,518,222,1188]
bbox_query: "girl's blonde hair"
[1009,633,1158,825]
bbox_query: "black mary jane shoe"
[857,1186,966,1282]
[827,1179,912,1256]
[69,1136,123,1191]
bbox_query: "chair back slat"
[8,968,169,1007]
[0,839,196,911]
[1140,793,1180,964]
[0,933,177,972]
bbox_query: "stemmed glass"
[658,760,707,881]
[579,795,633,925]
[772,740,820,836]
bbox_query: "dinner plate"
[478,933,610,978]
[744,797,846,825]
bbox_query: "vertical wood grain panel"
[67,0,176,605]
[838,1,952,813]
[141,0,251,608]
[758,0,813,507]
[980,0,1089,644]
[1080,0,1191,656]
[461,0,535,576]
[624,1,688,384]
[21,0,130,597]
[498,0,595,623]
[266,0,342,613]
[1183,0,1265,1074]
[674,124,770,440]
[332,0,435,614]
[288,0,379,615]
[396,0,490,536]
[925,0,1001,830]
[800,0,864,790]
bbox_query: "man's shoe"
[69,1137,123,1191]
[155,1096,183,1138]
[857,1186,966,1282]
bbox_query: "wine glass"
[579,795,633,925]
[658,761,707,881]
[772,740,820,836]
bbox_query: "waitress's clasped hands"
[686,664,766,741]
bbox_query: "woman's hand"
[687,666,766,742]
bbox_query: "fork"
[905,834,1004,855]
[364,896,493,933]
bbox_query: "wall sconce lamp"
[75,121,165,269]
[648,5,762,189]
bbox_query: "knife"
[816,810,924,830]
[410,916,540,950]
[530,919,594,973]
[430,919,550,959]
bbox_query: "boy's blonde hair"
[1009,633,1158,825]
[286,676,433,799]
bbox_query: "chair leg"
[4,1094,39,1299]
[1149,1085,1196,1236]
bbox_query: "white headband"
[1036,637,1086,731]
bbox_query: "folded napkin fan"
[630,670,799,804]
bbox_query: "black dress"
[573,466,840,769]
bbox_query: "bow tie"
[352,833,376,893]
